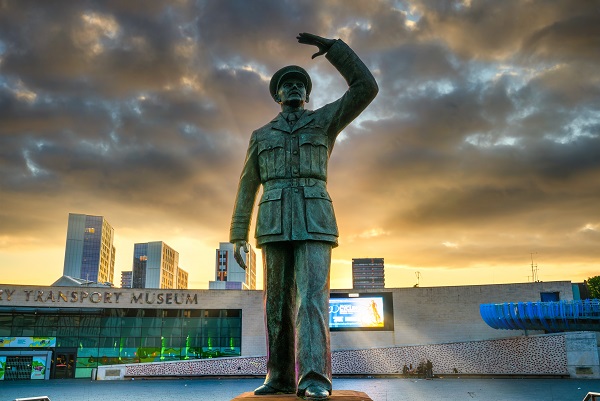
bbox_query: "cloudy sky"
[1,0,599,290]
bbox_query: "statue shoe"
[303,385,330,400]
[254,383,296,395]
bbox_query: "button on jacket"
[230,39,378,248]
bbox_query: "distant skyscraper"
[121,271,133,288]
[209,242,256,290]
[177,267,188,289]
[131,241,188,289]
[63,213,116,284]
[352,258,385,289]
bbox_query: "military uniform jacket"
[230,39,378,248]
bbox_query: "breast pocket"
[299,131,328,180]
[256,188,283,236]
[303,186,338,236]
[258,136,286,180]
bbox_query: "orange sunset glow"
[1,1,598,289]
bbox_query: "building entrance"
[4,355,33,380]
[53,351,76,379]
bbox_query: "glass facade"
[352,258,385,289]
[132,243,148,288]
[63,213,115,284]
[81,216,103,282]
[0,308,241,379]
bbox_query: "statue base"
[231,390,373,401]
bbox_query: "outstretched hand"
[233,240,249,270]
[297,32,336,59]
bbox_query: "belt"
[263,177,326,190]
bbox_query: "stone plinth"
[231,390,373,401]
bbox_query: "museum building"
[0,280,584,380]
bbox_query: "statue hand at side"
[234,240,249,270]
[297,32,336,59]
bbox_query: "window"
[540,292,560,302]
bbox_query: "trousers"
[261,240,332,393]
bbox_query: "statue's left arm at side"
[230,132,261,270]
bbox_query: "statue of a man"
[230,32,378,399]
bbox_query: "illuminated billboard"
[329,292,393,331]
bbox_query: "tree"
[586,276,600,299]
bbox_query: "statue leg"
[294,240,332,395]
[260,242,297,392]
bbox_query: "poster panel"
[30,356,47,380]
[0,356,6,380]
[0,337,56,348]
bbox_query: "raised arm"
[304,34,379,147]
[296,33,336,59]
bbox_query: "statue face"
[277,78,307,107]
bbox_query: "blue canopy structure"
[480,299,600,332]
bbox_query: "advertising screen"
[329,296,385,329]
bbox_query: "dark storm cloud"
[378,42,460,84]
[521,13,600,64]
[1,0,599,284]
[323,0,600,275]
[0,0,197,96]
[413,0,599,60]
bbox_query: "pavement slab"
[1,377,599,401]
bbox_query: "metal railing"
[583,392,600,401]
[14,397,51,401]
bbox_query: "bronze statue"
[230,32,378,399]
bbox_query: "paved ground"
[1,377,600,401]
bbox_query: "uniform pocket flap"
[258,137,286,153]
[303,186,331,201]
[299,133,327,147]
[260,188,283,204]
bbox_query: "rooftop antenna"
[530,252,539,282]
[414,271,421,288]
